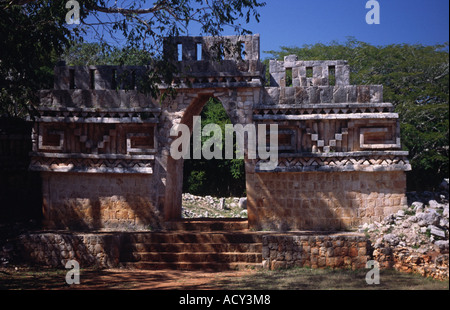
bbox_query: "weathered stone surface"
[361,187,449,280]
[40,173,162,231]
[239,197,247,209]
[416,209,441,226]
[13,232,122,268]
[247,170,407,231]
[383,234,400,246]
[429,225,446,238]
[262,233,370,270]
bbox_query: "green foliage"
[62,40,173,98]
[183,98,246,197]
[63,40,155,66]
[265,38,449,190]
[1,0,265,117]
[81,0,265,48]
[0,1,73,117]
[187,170,206,194]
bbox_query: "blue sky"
[236,0,450,59]
[81,0,449,59]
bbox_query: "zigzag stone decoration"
[306,126,348,153]
[255,151,410,173]
[30,155,154,174]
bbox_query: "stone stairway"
[120,219,263,270]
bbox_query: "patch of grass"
[216,267,449,290]
[404,209,416,216]
[363,228,370,238]
[0,266,69,290]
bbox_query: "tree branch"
[90,2,166,15]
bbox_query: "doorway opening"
[181,97,247,219]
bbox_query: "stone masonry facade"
[16,232,122,268]
[30,34,411,231]
[40,173,161,230]
[247,171,407,231]
[262,233,371,270]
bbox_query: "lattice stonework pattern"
[31,112,159,174]
[252,54,411,173]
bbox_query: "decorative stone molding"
[255,151,411,173]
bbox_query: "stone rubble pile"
[181,193,248,218]
[360,179,449,280]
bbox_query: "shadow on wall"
[40,172,163,231]
[247,171,407,231]
[16,232,122,268]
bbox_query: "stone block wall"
[164,34,260,62]
[14,231,370,271]
[247,171,407,231]
[269,58,350,87]
[262,233,370,270]
[16,232,122,268]
[41,172,162,231]
[262,85,383,105]
[32,65,164,230]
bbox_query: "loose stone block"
[333,86,347,103]
[320,86,333,103]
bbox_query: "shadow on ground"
[0,266,448,290]
[0,266,252,290]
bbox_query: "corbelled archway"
[161,88,257,221]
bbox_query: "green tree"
[1,0,266,116]
[183,98,246,197]
[0,1,73,117]
[266,39,449,190]
[62,40,155,65]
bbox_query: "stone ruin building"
[31,34,411,232]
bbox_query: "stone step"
[125,242,262,253]
[119,221,262,270]
[121,232,262,244]
[123,261,262,271]
[165,219,248,232]
[123,252,262,263]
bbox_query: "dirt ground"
[0,266,257,290]
[71,268,256,290]
[1,265,448,290]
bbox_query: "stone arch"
[163,89,255,221]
